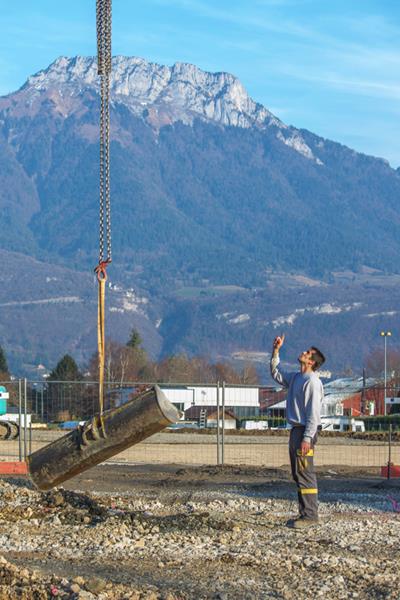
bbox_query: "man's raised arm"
[270,334,291,388]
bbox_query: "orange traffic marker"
[381,464,400,478]
[0,461,28,475]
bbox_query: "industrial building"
[160,385,260,419]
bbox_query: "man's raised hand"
[273,334,285,352]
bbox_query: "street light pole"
[380,331,392,416]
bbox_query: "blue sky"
[1,0,400,165]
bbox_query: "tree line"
[51,329,259,385]
[0,329,259,386]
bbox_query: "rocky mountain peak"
[2,55,321,163]
[22,55,282,130]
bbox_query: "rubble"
[0,469,399,599]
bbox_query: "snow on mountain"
[269,303,363,328]
[3,55,321,164]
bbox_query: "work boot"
[289,517,319,529]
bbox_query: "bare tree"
[156,354,195,383]
[365,348,400,382]
[240,363,259,385]
[213,362,241,384]
[88,340,150,386]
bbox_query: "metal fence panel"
[0,380,397,477]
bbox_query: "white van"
[320,416,365,433]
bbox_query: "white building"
[160,385,260,418]
[321,416,365,433]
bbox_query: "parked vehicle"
[320,416,365,433]
[0,386,20,440]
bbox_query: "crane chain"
[96,0,112,264]
[96,0,112,419]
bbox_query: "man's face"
[298,348,316,369]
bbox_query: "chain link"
[97,0,112,263]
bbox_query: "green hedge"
[237,416,287,428]
[237,415,400,432]
[359,415,400,432]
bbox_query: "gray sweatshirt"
[270,354,324,440]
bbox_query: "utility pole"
[380,331,392,415]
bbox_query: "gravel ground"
[0,465,399,599]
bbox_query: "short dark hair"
[310,347,325,371]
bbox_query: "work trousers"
[289,426,318,519]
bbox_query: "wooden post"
[28,386,180,490]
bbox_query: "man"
[270,334,325,529]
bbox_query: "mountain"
[0,249,162,376]
[0,56,399,376]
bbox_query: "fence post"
[23,378,28,461]
[18,379,22,462]
[216,381,221,465]
[41,385,44,422]
[29,421,32,456]
[222,381,225,465]
[387,423,392,480]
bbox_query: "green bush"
[360,415,400,432]
[237,416,287,428]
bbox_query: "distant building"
[184,406,237,429]
[321,416,365,432]
[264,376,385,418]
[324,377,383,416]
[259,386,286,413]
[161,385,260,419]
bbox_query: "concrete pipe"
[28,385,180,490]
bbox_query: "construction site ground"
[2,430,398,468]
[0,462,399,599]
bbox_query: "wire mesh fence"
[0,379,398,477]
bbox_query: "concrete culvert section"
[28,386,180,490]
